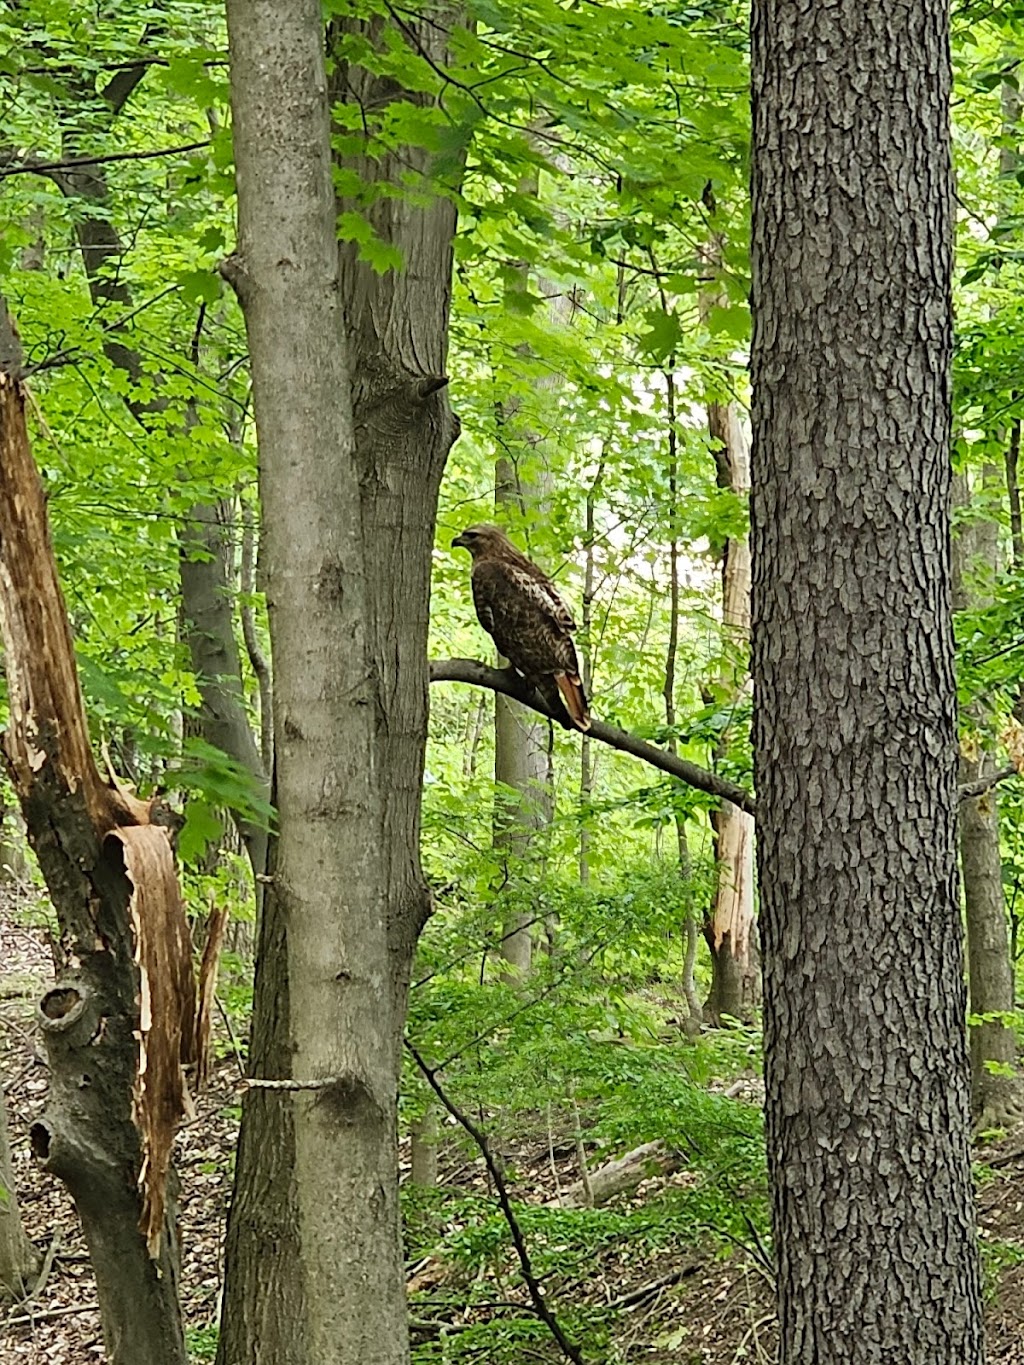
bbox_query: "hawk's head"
[451,524,514,559]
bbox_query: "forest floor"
[3,891,1024,1364]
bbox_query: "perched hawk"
[451,524,590,732]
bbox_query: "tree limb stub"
[430,659,1017,816]
[429,658,757,816]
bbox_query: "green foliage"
[185,1324,220,1363]
[8,0,1024,1353]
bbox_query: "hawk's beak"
[451,532,468,549]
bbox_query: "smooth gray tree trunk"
[217,6,462,1363]
[953,470,1023,1129]
[750,0,984,1360]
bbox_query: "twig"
[215,993,246,1082]
[604,1263,700,1311]
[240,1076,346,1092]
[0,141,211,178]
[406,1040,585,1365]
[959,764,1018,802]
[5,1301,99,1327]
[25,1229,60,1303]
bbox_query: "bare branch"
[958,763,1018,802]
[429,657,757,816]
[0,142,210,179]
[405,1040,586,1365]
[432,658,1013,815]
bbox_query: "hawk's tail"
[555,672,591,732]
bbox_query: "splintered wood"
[0,362,197,1260]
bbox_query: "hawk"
[451,524,590,732]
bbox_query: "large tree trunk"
[0,313,191,1365]
[217,6,461,1363]
[750,1,984,1360]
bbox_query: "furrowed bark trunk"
[217,6,462,1363]
[0,319,189,1365]
[750,0,983,1359]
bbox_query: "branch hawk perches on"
[451,524,590,732]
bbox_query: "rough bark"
[217,6,461,1363]
[0,319,189,1365]
[0,1079,38,1298]
[750,1,984,1360]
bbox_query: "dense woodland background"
[2,0,1024,1361]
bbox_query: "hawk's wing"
[471,558,577,673]
[505,561,577,634]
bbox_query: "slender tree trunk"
[750,0,983,1359]
[240,499,274,776]
[410,1105,440,1188]
[1007,420,1023,568]
[494,455,550,979]
[492,229,570,976]
[578,469,599,885]
[661,375,700,1022]
[953,470,1023,1128]
[0,1079,38,1298]
[960,755,1023,1128]
[699,273,756,1022]
[217,7,462,1362]
[179,498,268,878]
